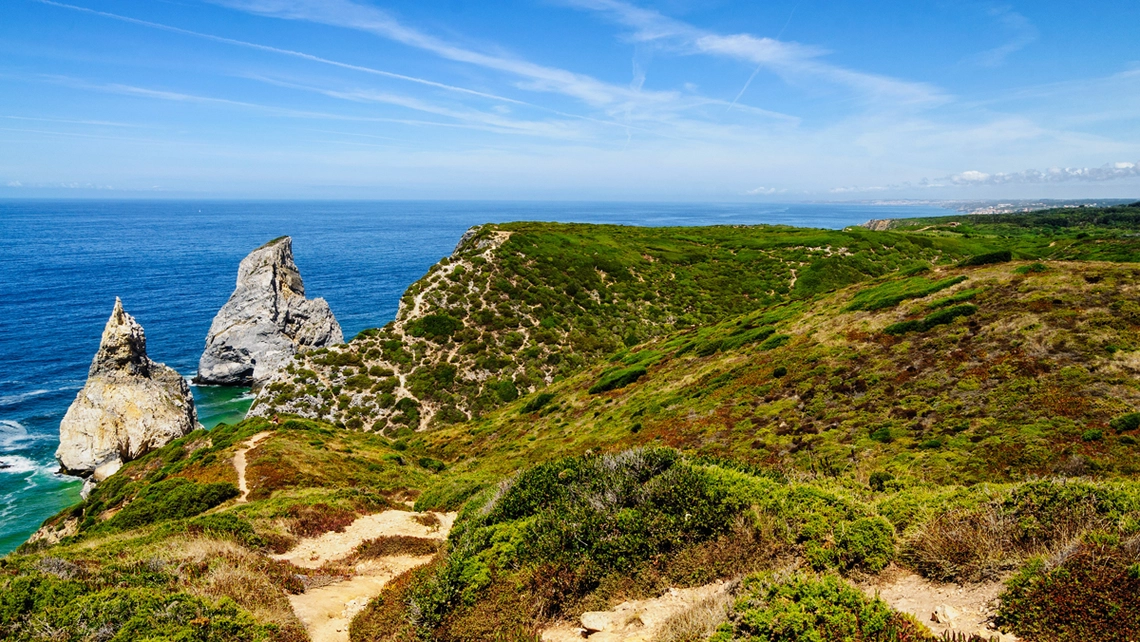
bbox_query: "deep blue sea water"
[0,199,948,554]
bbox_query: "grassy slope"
[251,222,996,432]
[6,205,1140,642]
[413,260,1140,506]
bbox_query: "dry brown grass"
[411,512,442,531]
[903,496,1112,582]
[286,502,358,538]
[651,582,736,642]
[168,537,308,642]
[354,535,441,559]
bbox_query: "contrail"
[33,0,529,106]
[727,4,798,112]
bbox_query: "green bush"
[772,366,788,378]
[0,581,272,642]
[1014,262,1048,275]
[408,314,463,341]
[837,517,895,571]
[997,540,1140,641]
[846,275,968,312]
[1110,412,1140,433]
[100,479,238,532]
[188,513,266,549]
[885,304,977,335]
[710,572,931,642]
[869,471,894,492]
[759,334,791,351]
[959,250,1012,267]
[520,392,555,414]
[1081,429,1104,442]
[408,449,747,635]
[418,457,446,473]
[588,365,647,394]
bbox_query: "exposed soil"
[274,509,456,642]
[271,510,455,569]
[288,555,435,642]
[233,431,271,503]
[862,568,1018,641]
[541,581,733,642]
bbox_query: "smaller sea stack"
[56,298,198,482]
[195,236,342,389]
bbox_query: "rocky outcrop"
[195,237,342,388]
[56,298,198,482]
[862,219,895,231]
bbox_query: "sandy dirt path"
[541,581,732,642]
[271,510,456,569]
[275,509,456,642]
[233,431,271,503]
[863,570,1017,641]
[289,555,435,642]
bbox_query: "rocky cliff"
[195,236,343,388]
[56,298,198,482]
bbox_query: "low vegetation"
[7,205,1140,641]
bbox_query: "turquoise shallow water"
[0,200,949,554]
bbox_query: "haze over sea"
[0,199,947,554]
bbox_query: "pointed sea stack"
[56,298,198,482]
[195,236,342,388]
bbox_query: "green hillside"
[250,211,1139,436]
[6,205,1140,642]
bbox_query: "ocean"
[0,199,949,554]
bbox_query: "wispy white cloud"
[245,74,594,139]
[34,0,529,106]
[970,6,1038,67]
[560,0,947,107]
[208,0,678,107]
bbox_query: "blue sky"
[1,0,1138,200]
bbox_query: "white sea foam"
[0,420,50,451]
[0,385,80,408]
[0,455,39,475]
[0,389,50,407]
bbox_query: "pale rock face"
[195,236,342,388]
[56,298,198,481]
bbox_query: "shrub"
[959,250,1012,267]
[408,314,463,341]
[870,427,894,443]
[1110,412,1140,433]
[1081,429,1104,442]
[759,334,791,351]
[487,379,519,403]
[997,539,1140,641]
[869,471,894,493]
[0,584,272,642]
[846,275,968,312]
[188,513,267,549]
[407,449,747,635]
[355,535,441,559]
[772,366,787,378]
[101,479,238,532]
[709,572,933,642]
[588,365,647,394]
[418,457,446,473]
[885,304,977,335]
[285,503,357,538]
[837,517,895,571]
[520,392,555,414]
[1014,262,1048,275]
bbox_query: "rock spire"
[195,236,342,388]
[56,298,198,482]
